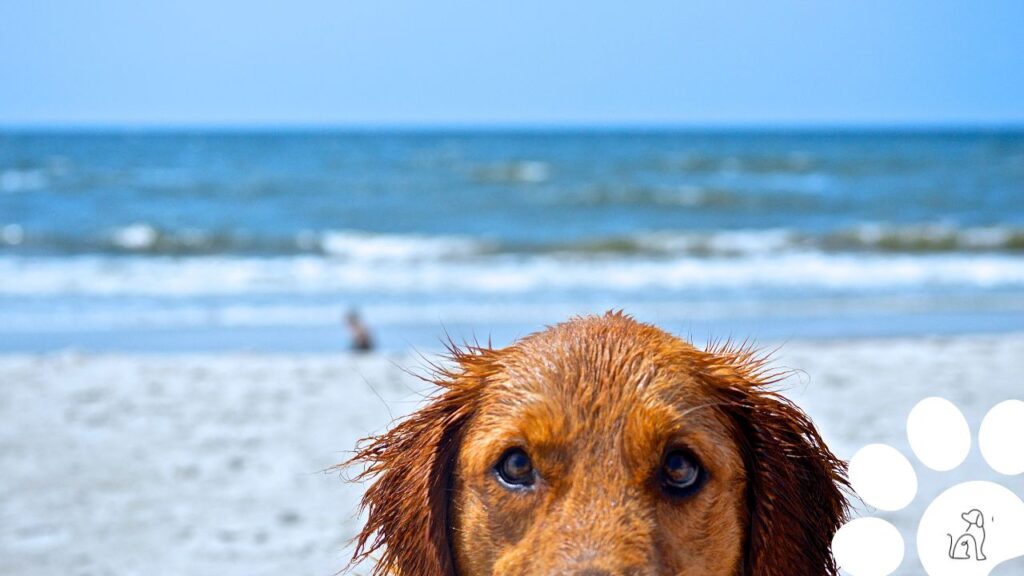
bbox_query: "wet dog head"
[348,313,848,576]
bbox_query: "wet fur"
[346,312,848,575]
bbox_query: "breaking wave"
[3,250,1023,297]
[4,224,1024,258]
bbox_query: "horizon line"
[2,120,1024,134]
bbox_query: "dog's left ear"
[344,347,492,576]
[703,346,850,576]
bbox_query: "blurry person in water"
[345,310,374,353]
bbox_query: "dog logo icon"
[947,509,987,561]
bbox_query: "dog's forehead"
[459,317,743,479]
[474,316,720,428]
[493,316,703,394]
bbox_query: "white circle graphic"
[849,443,918,511]
[907,397,971,471]
[979,399,1024,475]
[833,517,904,576]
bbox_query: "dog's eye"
[661,449,705,497]
[495,448,535,488]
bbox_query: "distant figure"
[345,310,374,353]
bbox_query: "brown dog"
[347,312,848,576]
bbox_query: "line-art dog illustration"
[947,509,987,561]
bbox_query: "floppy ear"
[344,346,492,576]
[968,510,983,527]
[703,346,850,576]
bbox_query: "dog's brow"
[676,401,737,419]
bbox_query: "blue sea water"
[1,130,1023,351]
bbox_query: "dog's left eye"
[495,448,536,488]
[660,449,705,496]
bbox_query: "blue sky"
[2,1,1023,127]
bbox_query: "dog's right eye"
[495,448,535,488]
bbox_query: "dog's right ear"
[344,345,495,576]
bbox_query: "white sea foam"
[843,223,1024,251]
[0,168,47,193]
[111,223,160,250]
[637,225,1024,255]
[317,230,482,260]
[13,225,1024,258]
[1,224,24,245]
[2,252,1023,297]
[473,161,551,183]
[634,229,797,256]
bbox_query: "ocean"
[2,129,1023,352]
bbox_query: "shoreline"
[4,316,1024,354]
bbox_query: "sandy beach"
[2,334,1024,576]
